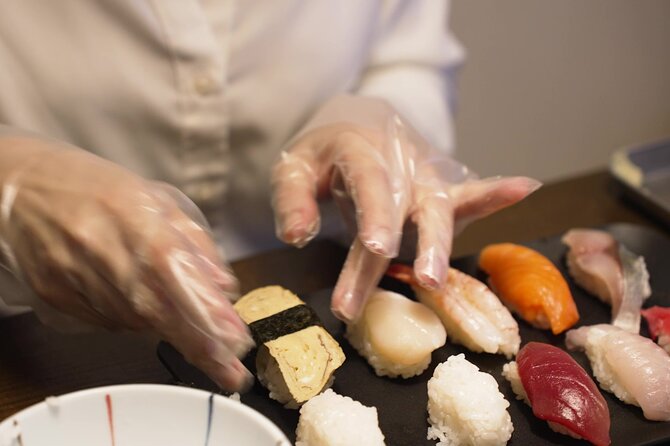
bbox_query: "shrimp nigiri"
[386,264,520,358]
[562,228,650,333]
[479,243,579,335]
[641,306,670,354]
[566,324,670,421]
[503,342,610,446]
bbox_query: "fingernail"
[221,305,246,330]
[330,290,357,323]
[235,367,254,393]
[278,211,319,247]
[415,253,446,290]
[525,178,543,194]
[228,326,255,358]
[214,363,254,393]
[361,228,398,257]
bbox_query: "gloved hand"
[271,95,541,322]
[0,133,254,390]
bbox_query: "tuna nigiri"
[562,228,651,333]
[566,324,670,421]
[479,243,579,334]
[386,264,520,358]
[346,288,446,378]
[502,342,610,446]
[641,306,670,354]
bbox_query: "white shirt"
[0,0,463,260]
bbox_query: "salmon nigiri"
[479,243,579,334]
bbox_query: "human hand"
[271,95,541,322]
[0,136,254,390]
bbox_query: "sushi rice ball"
[295,389,385,446]
[427,354,513,446]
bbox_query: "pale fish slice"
[613,245,651,333]
[566,323,670,421]
[563,228,651,333]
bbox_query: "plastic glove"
[271,95,541,322]
[0,134,254,390]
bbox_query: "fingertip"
[331,239,389,322]
[360,227,400,258]
[211,360,254,393]
[275,210,321,248]
[414,254,447,290]
[330,288,361,323]
[523,177,543,193]
[503,176,543,200]
[211,265,239,296]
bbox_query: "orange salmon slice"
[479,243,579,334]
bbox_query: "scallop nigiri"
[566,324,670,421]
[502,342,610,446]
[479,243,579,334]
[386,264,520,358]
[641,306,670,354]
[562,228,651,333]
[345,288,446,378]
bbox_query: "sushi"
[386,264,520,358]
[233,286,345,408]
[562,228,651,333]
[295,389,386,446]
[479,243,579,334]
[427,354,513,446]
[641,306,670,353]
[566,324,670,421]
[345,288,446,378]
[502,342,610,446]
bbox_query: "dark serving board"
[158,223,670,446]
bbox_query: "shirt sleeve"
[354,0,464,153]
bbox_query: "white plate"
[0,384,291,446]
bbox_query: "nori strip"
[248,304,322,345]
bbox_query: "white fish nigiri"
[346,288,446,378]
[566,324,670,421]
[387,264,520,358]
[562,228,651,333]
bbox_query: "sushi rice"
[501,362,529,405]
[295,389,386,446]
[427,354,513,446]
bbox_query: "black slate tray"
[158,223,670,446]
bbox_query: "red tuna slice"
[517,342,611,446]
[641,306,670,354]
[642,306,670,341]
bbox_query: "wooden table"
[0,169,665,421]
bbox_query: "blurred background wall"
[450,0,670,182]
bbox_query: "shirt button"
[194,74,220,95]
